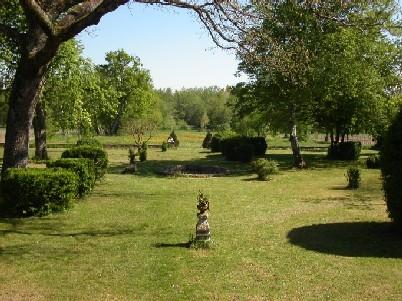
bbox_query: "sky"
[77,3,247,90]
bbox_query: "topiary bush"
[202,132,213,149]
[222,137,255,162]
[381,109,402,227]
[61,146,108,180]
[210,135,223,152]
[139,143,148,162]
[76,137,103,148]
[366,154,381,169]
[328,141,362,160]
[47,158,95,197]
[169,130,180,148]
[161,141,168,152]
[1,168,78,216]
[251,159,279,180]
[346,166,361,189]
[247,137,268,156]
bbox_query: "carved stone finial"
[195,191,210,241]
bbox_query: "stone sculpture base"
[195,213,210,241]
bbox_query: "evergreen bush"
[328,141,362,160]
[222,137,255,162]
[62,146,108,179]
[346,166,361,189]
[139,143,148,162]
[1,168,78,216]
[161,141,168,152]
[47,158,95,197]
[76,137,103,148]
[251,159,279,180]
[366,154,381,169]
[381,109,402,226]
[202,132,213,149]
[210,135,222,152]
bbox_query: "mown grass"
[0,142,401,301]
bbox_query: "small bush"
[47,158,95,197]
[346,166,361,189]
[169,131,180,148]
[76,137,103,148]
[139,143,148,162]
[328,142,362,160]
[161,141,168,152]
[1,168,78,216]
[202,132,213,149]
[62,146,108,179]
[251,159,279,180]
[366,154,381,169]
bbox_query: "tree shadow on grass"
[153,242,190,249]
[287,222,402,258]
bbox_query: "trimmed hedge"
[76,137,103,148]
[61,146,108,179]
[366,154,381,169]
[346,166,361,189]
[327,141,362,160]
[220,136,267,162]
[210,135,223,152]
[47,158,96,197]
[202,132,213,149]
[381,109,402,227]
[2,168,78,216]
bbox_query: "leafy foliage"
[381,109,402,226]
[76,137,103,148]
[61,146,108,180]
[346,166,361,189]
[366,154,381,169]
[202,132,213,149]
[161,141,168,152]
[1,168,78,216]
[251,158,279,181]
[47,158,96,197]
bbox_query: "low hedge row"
[211,135,267,162]
[47,158,96,197]
[327,141,362,160]
[2,168,78,216]
[61,146,108,179]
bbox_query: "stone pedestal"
[196,213,210,241]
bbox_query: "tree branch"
[20,0,57,37]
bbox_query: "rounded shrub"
[366,154,380,169]
[346,166,361,189]
[62,146,108,180]
[1,168,78,216]
[139,143,148,162]
[251,159,279,180]
[202,132,213,149]
[222,137,255,162]
[210,135,222,152]
[161,141,168,152]
[76,137,103,148]
[381,109,402,226]
[247,137,268,156]
[47,158,96,197]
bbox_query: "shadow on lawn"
[153,242,190,249]
[287,222,402,258]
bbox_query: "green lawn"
[0,143,401,301]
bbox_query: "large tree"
[0,0,248,174]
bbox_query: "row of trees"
[233,0,402,167]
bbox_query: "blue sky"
[78,3,246,90]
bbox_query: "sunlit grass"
[0,143,401,301]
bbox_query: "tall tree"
[0,0,249,174]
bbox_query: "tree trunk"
[33,100,48,160]
[289,124,307,169]
[1,27,57,175]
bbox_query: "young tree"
[0,0,250,174]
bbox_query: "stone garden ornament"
[195,192,211,242]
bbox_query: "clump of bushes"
[251,159,279,180]
[327,142,362,160]
[47,158,95,197]
[202,132,213,149]
[1,168,78,216]
[61,146,108,179]
[366,154,380,169]
[218,136,267,162]
[346,166,361,189]
[381,109,402,227]
[161,141,168,152]
[76,137,103,148]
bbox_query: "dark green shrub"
[161,141,168,152]
[381,109,402,226]
[251,159,279,180]
[366,154,381,169]
[222,137,255,162]
[247,137,267,156]
[47,158,95,197]
[202,132,213,149]
[210,135,222,152]
[346,166,361,189]
[328,142,362,160]
[1,168,78,216]
[169,131,180,147]
[139,143,148,162]
[128,147,136,164]
[76,137,103,148]
[62,146,108,179]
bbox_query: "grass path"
[0,146,401,300]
